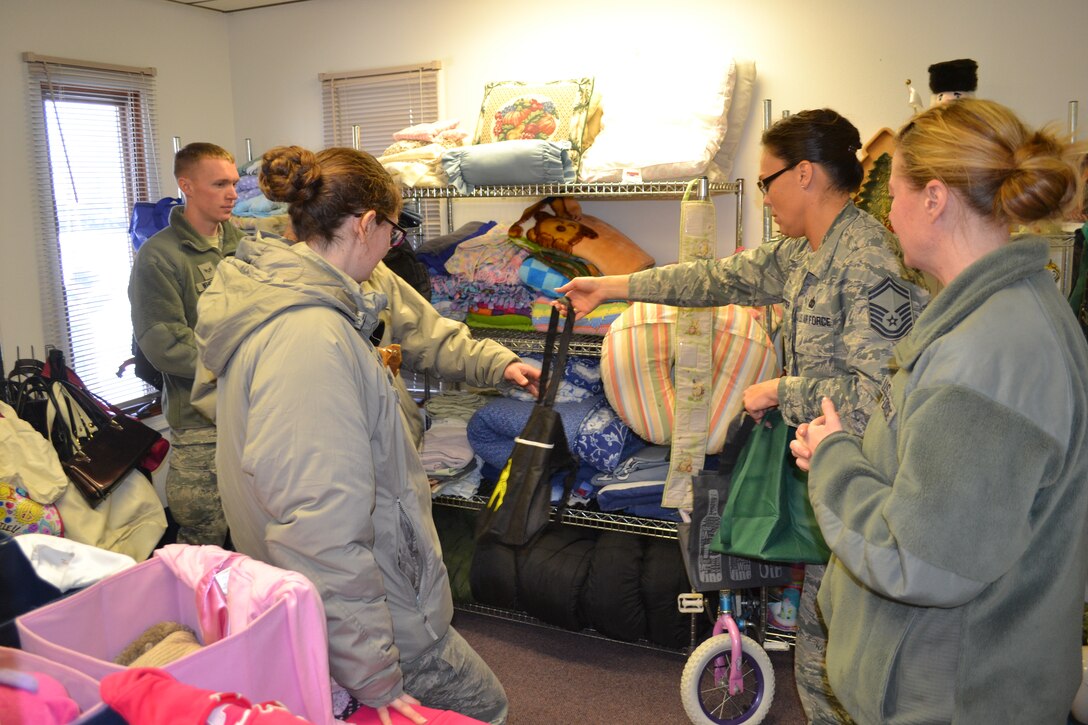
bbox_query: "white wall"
[225,0,1087,262]
[0,0,236,367]
[3,0,1086,365]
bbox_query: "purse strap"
[537,297,576,408]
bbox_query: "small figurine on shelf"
[927,58,979,106]
[906,58,979,114]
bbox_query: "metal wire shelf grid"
[433,494,679,540]
[469,328,603,357]
[403,180,740,200]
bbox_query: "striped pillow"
[601,303,779,453]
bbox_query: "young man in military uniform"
[129,142,241,545]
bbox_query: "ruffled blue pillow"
[441,140,575,194]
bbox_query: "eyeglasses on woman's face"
[353,210,408,247]
[757,162,799,195]
[383,216,408,248]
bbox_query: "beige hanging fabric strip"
[661,179,716,509]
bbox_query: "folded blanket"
[463,312,535,331]
[417,220,496,255]
[235,175,260,192]
[444,224,527,284]
[477,460,597,505]
[232,194,288,218]
[420,418,474,474]
[531,297,628,337]
[430,276,536,321]
[467,395,634,473]
[594,447,718,516]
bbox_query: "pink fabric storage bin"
[0,647,112,723]
[16,546,334,724]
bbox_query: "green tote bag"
[710,410,830,564]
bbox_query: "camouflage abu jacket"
[628,203,929,434]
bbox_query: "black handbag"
[475,300,578,547]
[13,353,161,508]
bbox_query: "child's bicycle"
[677,587,786,724]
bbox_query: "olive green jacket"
[128,207,241,429]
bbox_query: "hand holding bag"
[710,410,830,564]
[475,299,578,547]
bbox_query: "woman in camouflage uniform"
[558,108,930,724]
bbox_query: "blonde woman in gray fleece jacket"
[194,146,508,725]
[793,99,1088,724]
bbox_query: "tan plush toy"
[508,197,655,275]
[114,621,202,667]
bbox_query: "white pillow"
[713,59,756,180]
[578,58,754,183]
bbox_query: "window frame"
[24,53,162,405]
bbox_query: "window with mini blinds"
[24,53,162,405]
[320,61,442,243]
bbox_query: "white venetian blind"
[24,53,161,405]
[321,62,443,243]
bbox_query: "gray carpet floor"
[454,609,805,724]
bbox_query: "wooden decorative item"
[854,127,896,231]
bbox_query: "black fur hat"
[927,59,978,94]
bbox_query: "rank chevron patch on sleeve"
[867,276,915,340]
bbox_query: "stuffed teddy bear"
[508,197,655,276]
[114,621,202,668]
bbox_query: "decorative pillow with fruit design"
[473,78,598,171]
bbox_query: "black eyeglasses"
[384,216,408,248]
[354,211,408,247]
[757,163,798,195]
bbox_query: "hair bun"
[259,145,322,205]
[999,131,1080,224]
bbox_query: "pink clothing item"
[0,670,80,725]
[444,225,528,286]
[17,546,335,725]
[0,648,101,718]
[100,667,313,724]
[345,702,487,725]
[155,545,334,723]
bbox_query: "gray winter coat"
[194,232,452,708]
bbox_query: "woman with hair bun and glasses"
[793,99,1088,723]
[193,146,508,725]
[558,108,930,723]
